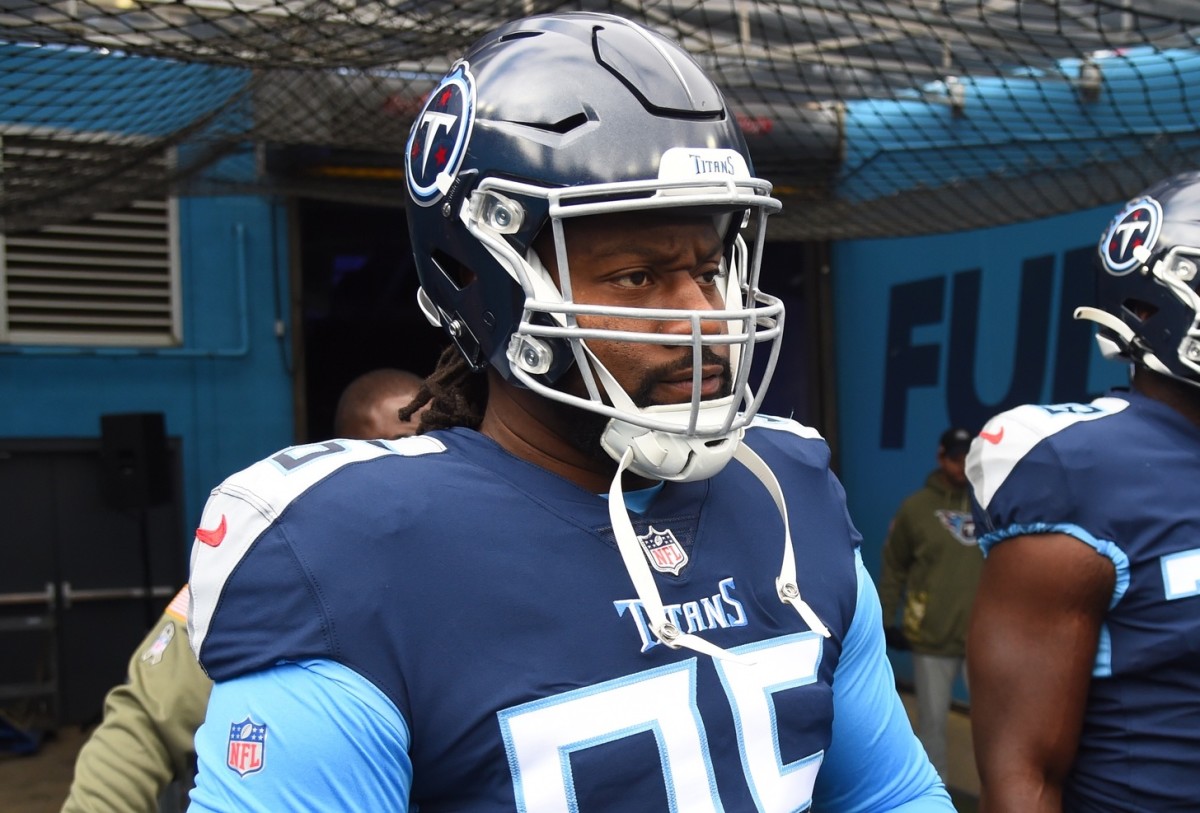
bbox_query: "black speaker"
[99,412,171,510]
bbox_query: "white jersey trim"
[188,437,446,659]
[966,396,1129,511]
[748,413,824,440]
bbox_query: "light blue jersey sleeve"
[189,659,412,812]
[813,550,954,812]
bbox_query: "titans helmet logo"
[406,62,475,207]
[1100,196,1163,276]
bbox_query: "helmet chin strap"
[732,442,833,640]
[607,447,755,666]
[600,401,742,483]
[606,443,831,666]
[577,344,743,482]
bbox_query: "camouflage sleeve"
[877,507,914,627]
[60,587,213,813]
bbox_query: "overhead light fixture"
[1077,56,1102,103]
[945,76,966,117]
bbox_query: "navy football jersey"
[188,419,949,812]
[968,389,1200,811]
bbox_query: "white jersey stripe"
[967,396,1129,511]
[187,437,445,658]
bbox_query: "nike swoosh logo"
[980,427,1005,444]
[196,515,227,547]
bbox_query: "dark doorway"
[296,199,446,442]
[753,240,833,434]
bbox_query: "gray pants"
[912,653,965,782]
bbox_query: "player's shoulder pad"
[188,436,446,658]
[205,436,446,525]
[747,413,825,440]
[967,395,1129,510]
[743,414,832,473]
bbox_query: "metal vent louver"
[1,133,179,347]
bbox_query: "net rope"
[3,0,1200,238]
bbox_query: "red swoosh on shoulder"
[979,427,1004,445]
[196,515,227,547]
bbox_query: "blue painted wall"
[2,46,274,559]
[832,204,1130,577]
[0,195,293,555]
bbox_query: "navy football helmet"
[1078,171,1200,386]
[404,12,784,482]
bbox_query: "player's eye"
[614,270,652,288]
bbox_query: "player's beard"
[561,348,733,463]
[627,347,732,409]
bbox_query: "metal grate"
[1,134,179,347]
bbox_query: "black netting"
[3,0,1200,238]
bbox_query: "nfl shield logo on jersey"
[227,717,267,777]
[637,526,689,575]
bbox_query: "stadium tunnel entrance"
[295,197,443,442]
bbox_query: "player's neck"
[479,373,657,493]
[1133,368,1200,431]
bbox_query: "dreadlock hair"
[399,343,487,432]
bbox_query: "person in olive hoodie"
[879,427,983,782]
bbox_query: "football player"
[187,13,951,811]
[966,171,1200,811]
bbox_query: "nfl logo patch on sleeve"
[227,718,267,777]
